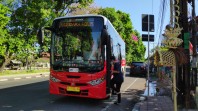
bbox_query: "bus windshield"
[51,17,104,73]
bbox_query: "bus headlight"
[50,75,61,82]
[88,77,105,86]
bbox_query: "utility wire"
[170,0,174,25]
[156,0,164,46]
[157,0,168,47]
[155,0,163,47]
[152,0,153,14]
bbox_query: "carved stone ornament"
[162,27,183,48]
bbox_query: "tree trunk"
[0,54,13,72]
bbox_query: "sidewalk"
[132,79,174,111]
[132,77,198,111]
[133,96,173,111]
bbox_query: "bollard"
[196,86,198,108]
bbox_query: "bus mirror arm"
[101,29,108,45]
[37,28,44,46]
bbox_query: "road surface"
[0,69,146,111]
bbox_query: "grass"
[0,68,49,76]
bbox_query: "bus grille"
[67,75,80,78]
[60,82,87,86]
[60,82,70,85]
[59,87,88,96]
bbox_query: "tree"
[53,0,94,16]
[0,0,95,72]
[8,0,57,69]
[68,3,100,15]
[0,3,16,71]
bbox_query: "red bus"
[38,15,126,99]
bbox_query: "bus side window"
[116,44,121,61]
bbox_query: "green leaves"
[0,0,95,71]
[0,4,10,56]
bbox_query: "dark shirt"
[113,62,124,83]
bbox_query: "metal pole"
[173,66,177,111]
[147,15,150,96]
[192,0,197,88]
[182,1,191,108]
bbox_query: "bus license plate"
[69,68,79,72]
[67,86,80,92]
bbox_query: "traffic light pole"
[147,15,150,96]
[142,14,154,96]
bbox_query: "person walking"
[110,56,124,104]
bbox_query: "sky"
[94,0,198,58]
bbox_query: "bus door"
[101,28,111,95]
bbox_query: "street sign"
[142,14,155,32]
[184,33,190,49]
[142,34,154,42]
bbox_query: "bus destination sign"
[59,21,94,28]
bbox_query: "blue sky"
[94,0,164,34]
[94,0,198,58]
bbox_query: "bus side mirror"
[101,29,108,45]
[37,28,44,46]
[37,27,54,46]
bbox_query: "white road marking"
[0,79,8,81]
[26,76,32,79]
[101,105,110,111]
[101,78,139,111]
[0,73,49,82]
[14,78,21,80]
[123,78,138,92]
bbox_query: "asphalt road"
[0,69,146,111]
